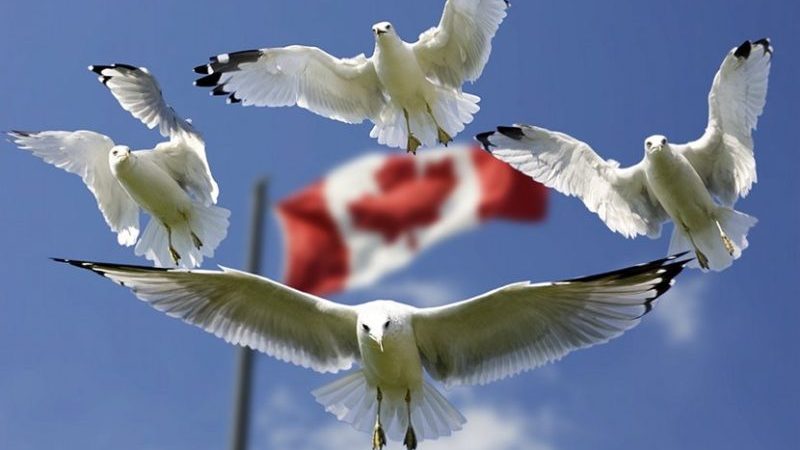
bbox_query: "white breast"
[112,155,193,223]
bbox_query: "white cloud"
[652,274,709,344]
[356,278,463,308]
[255,383,564,450]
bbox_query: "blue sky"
[1,1,798,449]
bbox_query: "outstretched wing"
[413,0,509,89]
[679,39,772,206]
[9,130,140,245]
[194,46,385,124]
[90,64,219,205]
[57,260,361,373]
[413,254,690,387]
[478,125,668,238]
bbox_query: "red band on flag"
[472,147,548,221]
[276,181,348,295]
[278,146,548,296]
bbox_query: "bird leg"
[403,389,417,450]
[372,387,387,450]
[682,225,708,270]
[403,109,422,155]
[425,103,452,146]
[714,220,735,256]
[191,231,203,250]
[165,224,181,265]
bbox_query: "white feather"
[680,39,772,206]
[62,254,687,444]
[487,125,669,238]
[9,130,140,245]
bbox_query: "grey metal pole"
[229,178,268,450]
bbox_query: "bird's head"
[358,303,405,352]
[372,21,395,40]
[644,135,669,155]
[108,145,133,167]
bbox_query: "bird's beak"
[375,29,386,35]
[369,333,384,352]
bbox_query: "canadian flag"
[276,145,547,295]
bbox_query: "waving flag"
[276,146,547,295]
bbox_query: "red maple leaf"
[348,156,457,249]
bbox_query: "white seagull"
[194,0,509,154]
[478,39,772,271]
[56,253,689,450]
[9,64,230,268]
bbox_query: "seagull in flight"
[194,0,510,154]
[56,253,689,449]
[9,64,229,268]
[478,39,772,271]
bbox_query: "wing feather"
[9,130,140,245]
[679,39,772,206]
[90,64,219,205]
[480,125,668,238]
[412,254,689,387]
[194,46,385,124]
[413,0,509,88]
[57,260,360,373]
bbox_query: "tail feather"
[312,370,465,443]
[134,204,230,268]
[135,219,172,267]
[369,89,480,150]
[669,206,757,271]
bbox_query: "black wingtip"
[195,72,222,87]
[227,94,241,104]
[496,126,525,141]
[211,85,230,96]
[475,131,496,151]
[753,38,773,55]
[8,129,34,138]
[51,258,109,279]
[88,64,107,75]
[193,64,211,75]
[566,251,691,284]
[734,40,752,59]
[53,257,172,273]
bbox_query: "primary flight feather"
[194,0,509,154]
[56,253,689,449]
[9,64,229,268]
[478,39,772,271]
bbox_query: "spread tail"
[669,206,757,271]
[370,89,480,150]
[135,204,230,268]
[312,370,466,443]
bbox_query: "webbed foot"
[696,249,709,270]
[437,127,453,146]
[191,231,203,250]
[407,134,422,155]
[372,423,387,450]
[403,425,417,450]
[169,246,181,265]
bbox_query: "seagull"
[477,39,772,271]
[9,64,230,268]
[193,0,509,154]
[56,253,689,450]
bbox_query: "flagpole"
[229,177,269,450]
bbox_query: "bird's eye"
[646,142,651,149]
[386,24,391,29]
[112,150,118,155]
[362,324,370,332]
[661,138,666,145]
[384,320,390,329]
